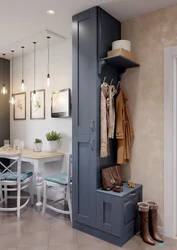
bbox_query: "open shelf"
[99,55,140,70]
[97,183,142,197]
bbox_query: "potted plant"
[33,138,43,152]
[45,131,62,152]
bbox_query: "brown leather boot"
[146,201,163,243]
[138,202,155,245]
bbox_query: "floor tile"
[22,217,51,233]
[17,248,48,250]
[0,233,21,249]
[0,218,24,234]
[50,217,72,231]
[49,244,79,250]
[49,229,78,245]
[109,244,122,250]
[77,231,104,244]
[79,243,111,250]
[18,231,50,247]
[1,248,17,250]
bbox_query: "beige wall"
[121,4,177,226]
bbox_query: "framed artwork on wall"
[30,89,45,120]
[13,92,26,120]
[51,88,71,118]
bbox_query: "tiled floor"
[0,207,176,250]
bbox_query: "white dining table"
[1,149,64,211]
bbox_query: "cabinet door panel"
[97,193,112,234]
[78,18,91,134]
[73,8,98,136]
[73,134,91,225]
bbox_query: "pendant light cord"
[47,37,50,75]
[33,42,36,91]
[3,53,6,87]
[21,46,24,81]
[11,50,14,94]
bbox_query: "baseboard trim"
[158,226,164,236]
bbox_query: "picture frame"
[51,88,71,118]
[30,89,45,120]
[13,92,26,120]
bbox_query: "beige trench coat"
[100,84,117,158]
[116,89,134,164]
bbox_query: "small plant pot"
[33,142,43,152]
[48,141,58,152]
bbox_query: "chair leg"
[4,185,8,205]
[0,183,3,203]
[17,182,21,218]
[67,186,72,222]
[29,179,34,205]
[42,181,47,214]
[64,187,67,207]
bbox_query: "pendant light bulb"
[47,73,50,87]
[21,80,25,91]
[1,84,8,95]
[32,90,36,101]
[47,37,51,87]
[9,94,15,105]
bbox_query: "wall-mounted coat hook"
[103,77,106,83]
[116,81,121,90]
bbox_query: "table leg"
[36,173,43,211]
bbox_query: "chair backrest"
[0,151,21,180]
[67,154,72,185]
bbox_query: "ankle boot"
[138,202,155,245]
[145,201,163,243]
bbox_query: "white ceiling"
[0,0,177,58]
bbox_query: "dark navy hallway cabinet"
[72,6,142,247]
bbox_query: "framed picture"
[51,88,71,118]
[30,89,45,120]
[14,92,26,120]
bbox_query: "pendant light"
[32,42,37,101]
[9,50,15,105]
[47,36,51,87]
[1,54,8,95]
[21,46,25,91]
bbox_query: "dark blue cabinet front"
[72,8,98,227]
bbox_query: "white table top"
[0,148,64,159]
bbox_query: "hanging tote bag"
[102,166,122,191]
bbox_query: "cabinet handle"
[90,139,95,151]
[90,121,95,132]
[129,193,136,196]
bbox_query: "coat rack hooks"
[103,77,106,83]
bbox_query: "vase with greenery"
[45,131,62,152]
[33,138,43,152]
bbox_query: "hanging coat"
[100,83,110,158]
[108,85,117,139]
[116,89,134,164]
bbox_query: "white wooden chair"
[0,151,33,218]
[42,154,72,221]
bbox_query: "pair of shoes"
[127,182,136,188]
[138,201,163,246]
